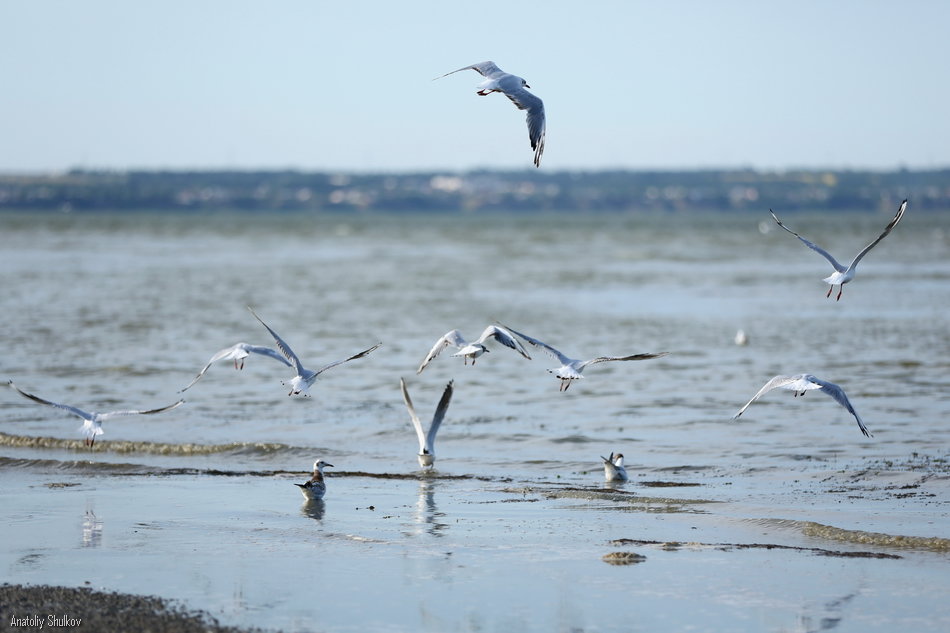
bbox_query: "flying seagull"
[8,379,184,446]
[601,452,629,482]
[770,199,907,301]
[295,459,333,500]
[435,61,546,167]
[247,306,381,397]
[401,377,454,469]
[417,325,530,374]
[179,342,292,392]
[732,374,871,437]
[500,323,670,391]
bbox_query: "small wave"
[0,432,300,457]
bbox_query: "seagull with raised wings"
[247,306,381,397]
[8,380,184,446]
[435,61,546,167]
[401,377,454,469]
[770,199,907,301]
[732,373,871,437]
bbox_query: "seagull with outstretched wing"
[770,199,907,300]
[417,324,530,374]
[180,342,292,392]
[733,373,871,437]
[8,380,183,446]
[499,323,669,392]
[435,61,546,167]
[247,306,381,397]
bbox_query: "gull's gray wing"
[770,210,847,273]
[400,377,427,452]
[247,306,304,374]
[810,376,872,437]
[501,85,546,167]
[434,61,505,80]
[580,352,670,370]
[847,199,907,271]
[97,399,184,421]
[426,380,454,450]
[476,325,531,359]
[497,323,571,365]
[244,345,294,367]
[8,380,95,421]
[314,343,381,377]
[733,375,805,419]
[417,329,467,374]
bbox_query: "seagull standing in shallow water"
[435,61,546,167]
[179,342,292,392]
[8,380,184,446]
[500,323,670,392]
[401,377,454,469]
[247,306,381,397]
[770,199,907,301]
[295,459,333,500]
[732,374,871,437]
[417,325,530,374]
[602,452,629,482]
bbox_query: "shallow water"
[1,209,949,632]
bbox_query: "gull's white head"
[313,459,333,472]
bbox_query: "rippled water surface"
[1,209,949,632]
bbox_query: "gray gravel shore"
[1,585,270,633]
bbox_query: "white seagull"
[770,199,907,301]
[248,306,381,397]
[500,323,670,392]
[179,342,292,392]
[417,325,530,374]
[401,377,454,469]
[295,459,333,500]
[8,380,184,446]
[601,452,629,482]
[732,374,871,437]
[435,61,546,167]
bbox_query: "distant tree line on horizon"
[0,168,947,213]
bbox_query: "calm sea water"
[1,209,949,632]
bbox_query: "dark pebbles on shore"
[0,584,271,633]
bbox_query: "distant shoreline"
[1,167,946,213]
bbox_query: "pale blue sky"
[2,1,948,172]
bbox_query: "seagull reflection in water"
[413,479,448,538]
[301,498,326,521]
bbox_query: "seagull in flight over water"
[732,374,871,437]
[401,377,454,469]
[247,306,381,397]
[435,61,546,167]
[500,323,670,392]
[8,380,184,446]
[770,199,907,301]
[417,325,530,374]
[179,342,292,392]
